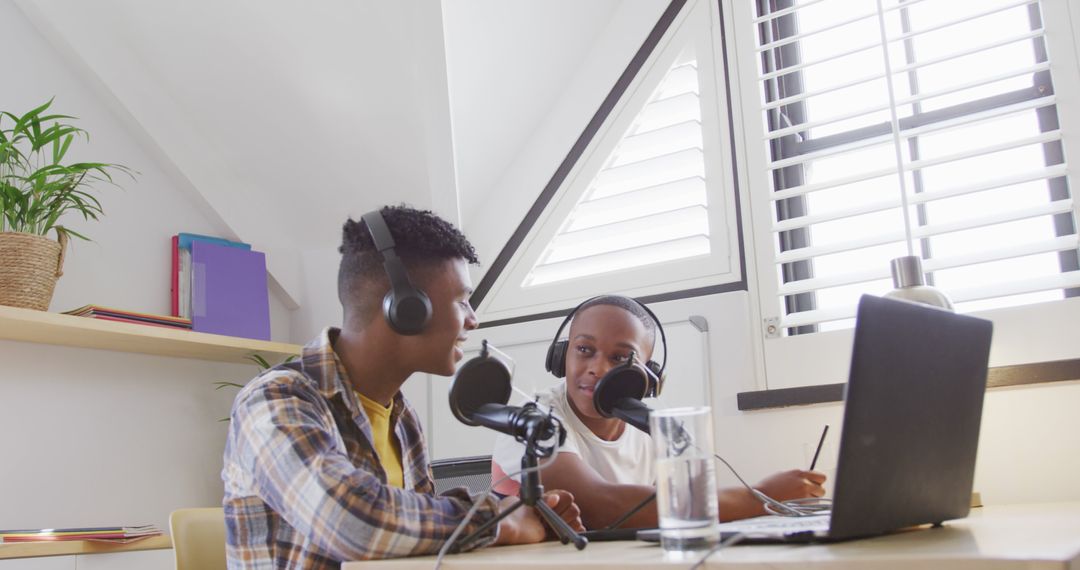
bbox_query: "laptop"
[714,294,994,542]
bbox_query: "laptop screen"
[828,295,993,539]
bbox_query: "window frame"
[730,0,1080,389]
[472,0,748,327]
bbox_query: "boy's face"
[563,304,653,421]
[407,258,478,376]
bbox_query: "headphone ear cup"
[546,340,569,378]
[384,288,432,336]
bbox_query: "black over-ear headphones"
[544,295,668,397]
[362,209,432,336]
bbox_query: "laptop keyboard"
[717,513,831,535]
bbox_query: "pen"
[809,425,829,471]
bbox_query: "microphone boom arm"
[611,397,652,435]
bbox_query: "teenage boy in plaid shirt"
[222,205,581,568]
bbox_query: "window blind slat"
[759,42,880,82]
[545,206,708,264]
[885,0,1039,44]
[765,64,1051,140]
[773,166,1070,232]
[527,235,711,287]
[776,234,1079,297]
[570,180,705,232]
[759,26,1042,85]
[910,200,1073,240]
[590,148,704,199]
[946,270,1080,305]
[611,120,702,168]
[890,28,1045,76]
[764,60,1050,116]
[752,0,830,26]
[902,130,1061,173]
[762,72,886,112]
[764,98,1058,171]
[779,269,1080,330]
[775,233,905,265]
[768,168,897,202]
[908,165,1069,205]
[757,11,878,54]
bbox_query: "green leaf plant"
[0,98,134,241]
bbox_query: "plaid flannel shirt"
[222,327,498,569]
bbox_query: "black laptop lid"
[828,295,993,540]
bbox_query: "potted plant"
[0,98,132,310]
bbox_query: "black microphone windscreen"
[449,351,513,426]
[593,365,649,418]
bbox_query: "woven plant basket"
[0,232,67,311]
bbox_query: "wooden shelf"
[0,305,302,363]
[0,534,172,559]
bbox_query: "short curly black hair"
[574,295,657,343]
[338,204,478,323]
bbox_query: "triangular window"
[525,50,710,287]
[477,0,743,323]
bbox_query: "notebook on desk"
[717,294,994,543]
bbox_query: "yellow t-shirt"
[356,391,404,489]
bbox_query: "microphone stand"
[453,441,588,551]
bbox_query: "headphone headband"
[362,210,397,255]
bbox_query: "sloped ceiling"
[16,0,655,309]
[444,0,625,219]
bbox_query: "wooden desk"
[344,502,1080,569]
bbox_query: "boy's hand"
[494,490,583,545]
[756,469,827,501]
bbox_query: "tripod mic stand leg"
[534,498,588,550]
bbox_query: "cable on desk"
[713,453,832,517]
[688,532,746,570]
[433,438,562,570]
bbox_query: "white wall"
[0,0,290,539]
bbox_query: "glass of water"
[650,406,720,552]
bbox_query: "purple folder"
[190,241,271,340]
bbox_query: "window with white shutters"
[744,0,1079,334]
[476,0,742,324]
[525,51,710,287]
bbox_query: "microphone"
[449,341,566,453]
[470,402,565,449]
[448,340,514,427]
[592,359,654,434]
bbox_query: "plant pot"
[0,231,67,311]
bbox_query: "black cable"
[603,492,657,530]
[689,532,746,570]
[434,440,562,570]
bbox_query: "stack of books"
[62,305,192,330]
[0,524,163,544]
[170,232,271,340]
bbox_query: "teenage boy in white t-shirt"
[491,295,826,530]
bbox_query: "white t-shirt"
[492,382,655,487]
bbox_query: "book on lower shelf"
[0,525,163,544]
[62,305,193,330]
